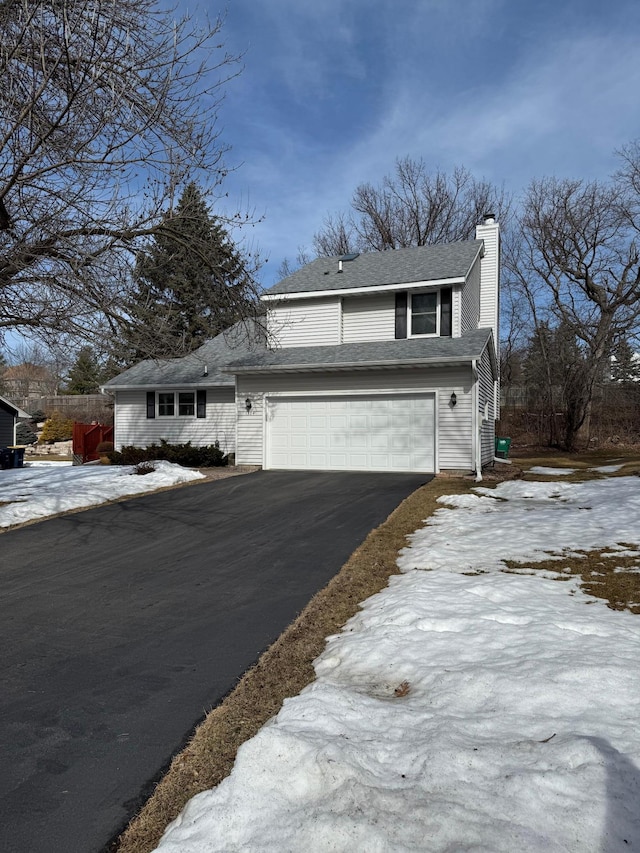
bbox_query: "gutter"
[226,354,485,375]
[100,380,234,392]
[262,276,467,301]
[471,358,482,482]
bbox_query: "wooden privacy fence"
[72,422,114,464]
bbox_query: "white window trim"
[156,390,197,418]
[408,291,440,338]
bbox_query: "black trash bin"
[0,448,11,470]
[9,446,25,468]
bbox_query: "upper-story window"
[410,292,438,336]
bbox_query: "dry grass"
[113,475,473,853]
[497,450,640,612]
[504,548,640,613]
[514,449,640,483]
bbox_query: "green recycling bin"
[495,437,512,459]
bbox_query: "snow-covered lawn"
[0,461,203,528]
[156,471,640,853]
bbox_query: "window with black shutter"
[146,391,155,419]
[197,390,206,418]
[395,292,408,339]
[440,287,452,337]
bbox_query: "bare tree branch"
[0,0,252,343]
[313,157,511,255]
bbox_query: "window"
[156,391,196,417]
[178,392,195,416]
[158,392,175,417]
[410,292,438,336]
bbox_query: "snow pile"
[156,475,640,853]
[0,460,203,528]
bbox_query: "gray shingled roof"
[265,240,483,296]
[102,321,266,389]
[227,328,495,374]
[0,394,31,418]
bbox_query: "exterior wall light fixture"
[245,397,252,413]
[450,392,457,407]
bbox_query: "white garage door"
[265,393,435,472]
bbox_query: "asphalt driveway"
[0,470,429,853]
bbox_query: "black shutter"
[197,390,206,418]
[146,391,155,419]
[395,292,408,339]
[440,287,452,337]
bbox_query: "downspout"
[471,359,482,482]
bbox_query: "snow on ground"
[156,472,640,853]
[527,465,576,475]
[0,461,203,528]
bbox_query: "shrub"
[108,439,227,468]
[96,441,114,454]
[132,462,156,475]
[15,421,38,445]
[38,411,74,443]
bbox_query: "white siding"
[461,257,481,334]
[475,221,500,353]
[477,345,496,466]
[452,284,462,338]
[236,367,474,471]
[114,388,236,454]
[341,294,395,342]
[267,298,341,348]
[235,390,263,464]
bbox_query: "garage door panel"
[266,393,434,472]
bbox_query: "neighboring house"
[0,395,30,449]
[104,216,500,475]
[2,363,58,399]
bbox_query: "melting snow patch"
[528,466,576,475]
[155,474,640,853]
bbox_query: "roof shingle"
[265,240,483,296]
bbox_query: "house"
[102,323,264,456]
[0,394,30,449]
[104,216,500,475]
[1,363,59,399]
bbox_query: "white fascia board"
[227,355,480,374]
[101,380,232,391]
[261,276,467,302]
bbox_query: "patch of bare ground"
[504,547,640,614]
[511,448,640,483]
[112,475,473,853]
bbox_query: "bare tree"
[507,176,640,450]
[313,158,511,255]
[276,247,313,280]
[0,0,251,347]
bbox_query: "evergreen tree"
[611,339,640,383]
[66,347,103,394]
[123,182,258,362]
[0,351,7,394]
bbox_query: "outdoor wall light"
[450,392,457,407]
[245,397,252,413]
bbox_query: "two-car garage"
[264,392,435,473]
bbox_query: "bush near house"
[15,421,38,445]
[108,440,227,468]
[38,411,75,443]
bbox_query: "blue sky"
[195,0,640,288]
